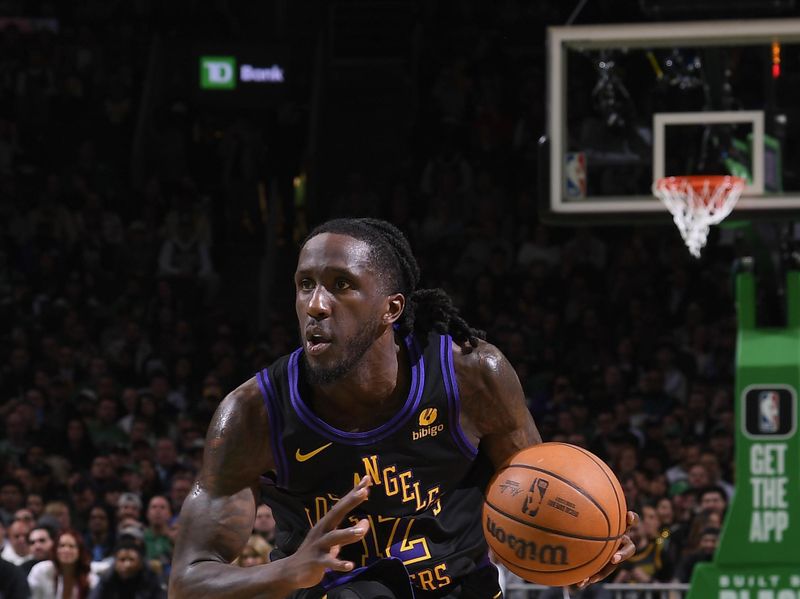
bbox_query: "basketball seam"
[484,499,624,542]
[502,463,611,537]
[552,443,626,535]
[492,541,616,575]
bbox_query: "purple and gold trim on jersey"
[259,332,493,595]
[285,333,425,445]
[440,335,479,460]
[257,368,289,488]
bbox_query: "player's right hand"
[284,475,371,589]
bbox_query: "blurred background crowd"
[0,0,741,597]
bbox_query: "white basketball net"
[653,176,744,258]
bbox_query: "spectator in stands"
[655,497,676,536]
[168,471,193,516]
[0,478,25,525]
[253,503,276,544]
[90,455,117,493]
[157,212,218,305]
[28,529,104,599]
[709,426,734,471]
[185,439,205,473]
[70,479,97,533]
[656,345,688,403]
[135,457,162,501]
[698,486,728,521]
[2,518,31,565]
[143,496,172,572]
[686,463,711,492]
[674,527,720,583]
[117,493,142,523]
[235,534,272,567]
[0,555,30,599]
[89,398,128,449]
[21,525,56,576]
[666,440,702,487]
[666,487,698,559]
[685,389,714,439]
[153,439,179,489]
[612,505,672,583]
[699,451,735,499]
[89,538,165,599]
[84,504,115,563]
[42,501,71,534]
[29,464,65,503]
[62,419,97,472]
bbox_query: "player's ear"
[383,293,405,324]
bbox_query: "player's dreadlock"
[304,218,486,346]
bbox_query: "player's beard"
[302,319,382,385]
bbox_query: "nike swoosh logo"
[295,442,333,462]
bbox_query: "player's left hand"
[576,511,639,589]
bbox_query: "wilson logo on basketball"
[521,478,549,517]
[485,514,568,565]
[413,408,444,440]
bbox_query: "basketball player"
[170,219,637,598]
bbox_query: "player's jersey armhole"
[257,368,289,487]
[440,335,479,459]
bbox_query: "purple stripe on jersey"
[476,551,492,569]
[320,557,408,592]
[442,335,479,459]
[320,565,370,591]
[257,369,289,488]
[288,334,424,445]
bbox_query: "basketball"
[483,443,627,587]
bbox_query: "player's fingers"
[322,555,356,573]
[319,520,369,549]
[626,511,639,529]
[317,476,371,530]
[576,534,635,590]
[577,563,615,589]
[612,534,636,563]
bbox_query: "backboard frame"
[653,110,765,196]
[546,18,800,221]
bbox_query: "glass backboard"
[545,18,800,221]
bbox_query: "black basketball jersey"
[258,332,497,597]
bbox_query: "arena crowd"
[1,1,736,597]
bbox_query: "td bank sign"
[200,56,285,90]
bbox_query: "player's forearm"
[169,558,299,599]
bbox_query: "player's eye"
[334,278,351,290]
[299,279,314,291]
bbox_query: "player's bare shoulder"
[451,339,527,439]
[202,375,274,494]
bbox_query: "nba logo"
[758,391,780,433]
[565,152,587,200]
[521,478,549,518]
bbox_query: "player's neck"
[313,330,409,413]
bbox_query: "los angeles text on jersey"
[302,454,442,524]
[301,456,443,567]
[358,454,442,514]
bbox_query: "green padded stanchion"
[687,270,800,598]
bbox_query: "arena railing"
[506,582,691,598]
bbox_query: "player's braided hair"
[304,218,486,346]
